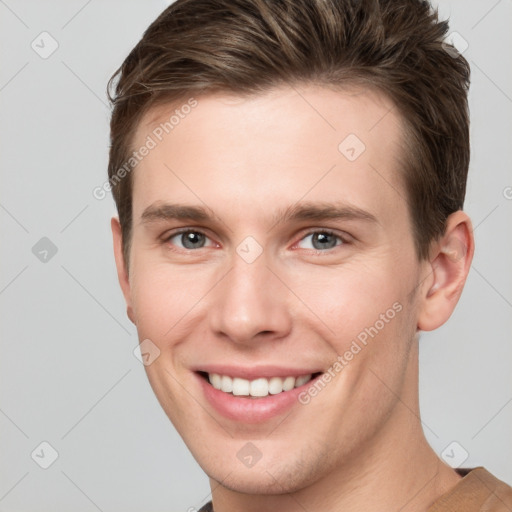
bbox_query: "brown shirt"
[198,467,512,512]
[427,467,512,511]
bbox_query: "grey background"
[0,0,511,510]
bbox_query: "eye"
[296,230,344,251]
[166,230,215,250]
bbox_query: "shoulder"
[197,502,213,512]
[428,467,512,512]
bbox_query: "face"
[115,85,432,494]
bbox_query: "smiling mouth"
[198,371,322,398]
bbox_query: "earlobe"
[111,217,136,325]
[417,211,474,332]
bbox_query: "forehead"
[130,85,407,227]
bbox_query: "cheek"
[290,259,410,343]
[288,254,418,406]
[130,261,212,341]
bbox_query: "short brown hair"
[108,0,470,264]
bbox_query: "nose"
[208,252,293,345]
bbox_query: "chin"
[210,466,299,495]
[199,449,321,496]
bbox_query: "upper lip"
[194,364,323,380]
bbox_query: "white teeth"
[206,373,314,397]
[221,375,233,393]
[295,374,312,387]
[209,373,222,390]
[250,378,268,397]
[232,377,250,396]
[282,376,296,391]
[268,376,283,395]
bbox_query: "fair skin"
[112,85,474,511]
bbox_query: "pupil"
[313,232,336,250]
[182,232,204,249]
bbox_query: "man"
[107,0,512,510]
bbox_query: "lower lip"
[196,373,318,423]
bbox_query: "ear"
[111,217,136,324]
[417,211,474,331]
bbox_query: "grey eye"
[169,231,210,249]
[298,232,342,250]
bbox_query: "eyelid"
[160,226,353,252]
[161,227,218,248]
[292,228,352,248]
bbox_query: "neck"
[209,344,461,512]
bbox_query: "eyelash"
[294,229,347,253]
[162,227,349,254]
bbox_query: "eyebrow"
[140,201,378,227]
[141,203,213,224]
[271,201,379,227]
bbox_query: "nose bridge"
[208,247,292,343]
